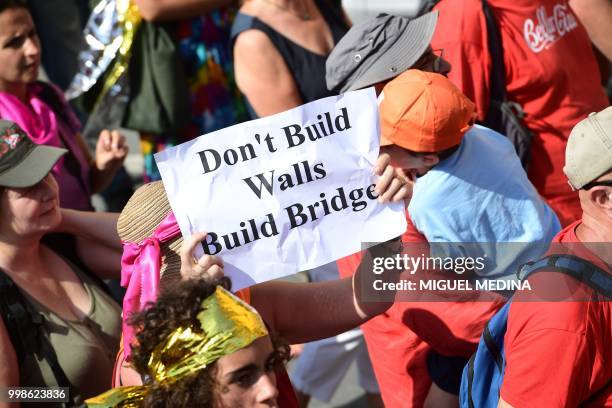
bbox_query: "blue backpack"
[459,254,612,408]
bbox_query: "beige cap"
[564,106,612,189]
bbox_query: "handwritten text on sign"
[155,88,406,290]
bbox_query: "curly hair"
[128,277,290,408]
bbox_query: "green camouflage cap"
[0,119,67,188]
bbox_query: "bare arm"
[250,239,403,344]
[0,317,19,408]
[178,235,404,345]
[178,158,411,343]
[233,29,304,117]
[89,131,129,194]
[569,0,612,61]
[134,0,234,22]
[498,398,513,408]
[57,210,122,280]
[74,131,128,194]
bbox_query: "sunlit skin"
[215,336,280,408]
[379,144,440,183]
[576,171,612,265]
[0,173,62,243]
[0,6,40,101]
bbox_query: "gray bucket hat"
[326,11,439,93]
[0,119,66,188]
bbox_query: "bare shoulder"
[233,28,291,91]
[233,27,302,116]
[234,28,283,64]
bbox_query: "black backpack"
[421,0,534,170]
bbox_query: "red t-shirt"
[337,213,504,407]
[501,221,611,407]
[431,0,609,226]
[336,215,432,406]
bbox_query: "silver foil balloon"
[65,0,125,100]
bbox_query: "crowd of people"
[0,0,610,407]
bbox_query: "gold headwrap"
[86,287,268,407]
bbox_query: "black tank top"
[230,0,349,118]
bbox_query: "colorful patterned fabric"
[142,7,248,181]
[0,129,23,158]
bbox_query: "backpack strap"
[0,272,35,364]
[481,0,507,111]
[517,254,612,298]
[0,270,85,407]
[480,0,533,169]
[419,0,511,124]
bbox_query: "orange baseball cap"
[379,69,477,152]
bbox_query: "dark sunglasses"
[582,180,612,190]
[413,49,445,73]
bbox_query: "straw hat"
[117,181,183,286]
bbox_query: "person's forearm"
[252,277,363,344]
[134,0,234,22]
[74,132,119,194]
[352,238,404,318]
[90,165,121,194]
[59,210,123,280]
[59,209,121,250]
[570,0,612,61]
[252,240,403,344]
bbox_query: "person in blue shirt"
[336,68,561,407]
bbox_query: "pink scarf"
[120,212,181,359]
[0,84,64,170]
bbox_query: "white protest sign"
[155,88,407,290]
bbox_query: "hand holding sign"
[156,88,407,290]
[180,232,224,281]
[373,153,413,204]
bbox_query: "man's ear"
[590,187,612,211]
[422,154,440,167]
